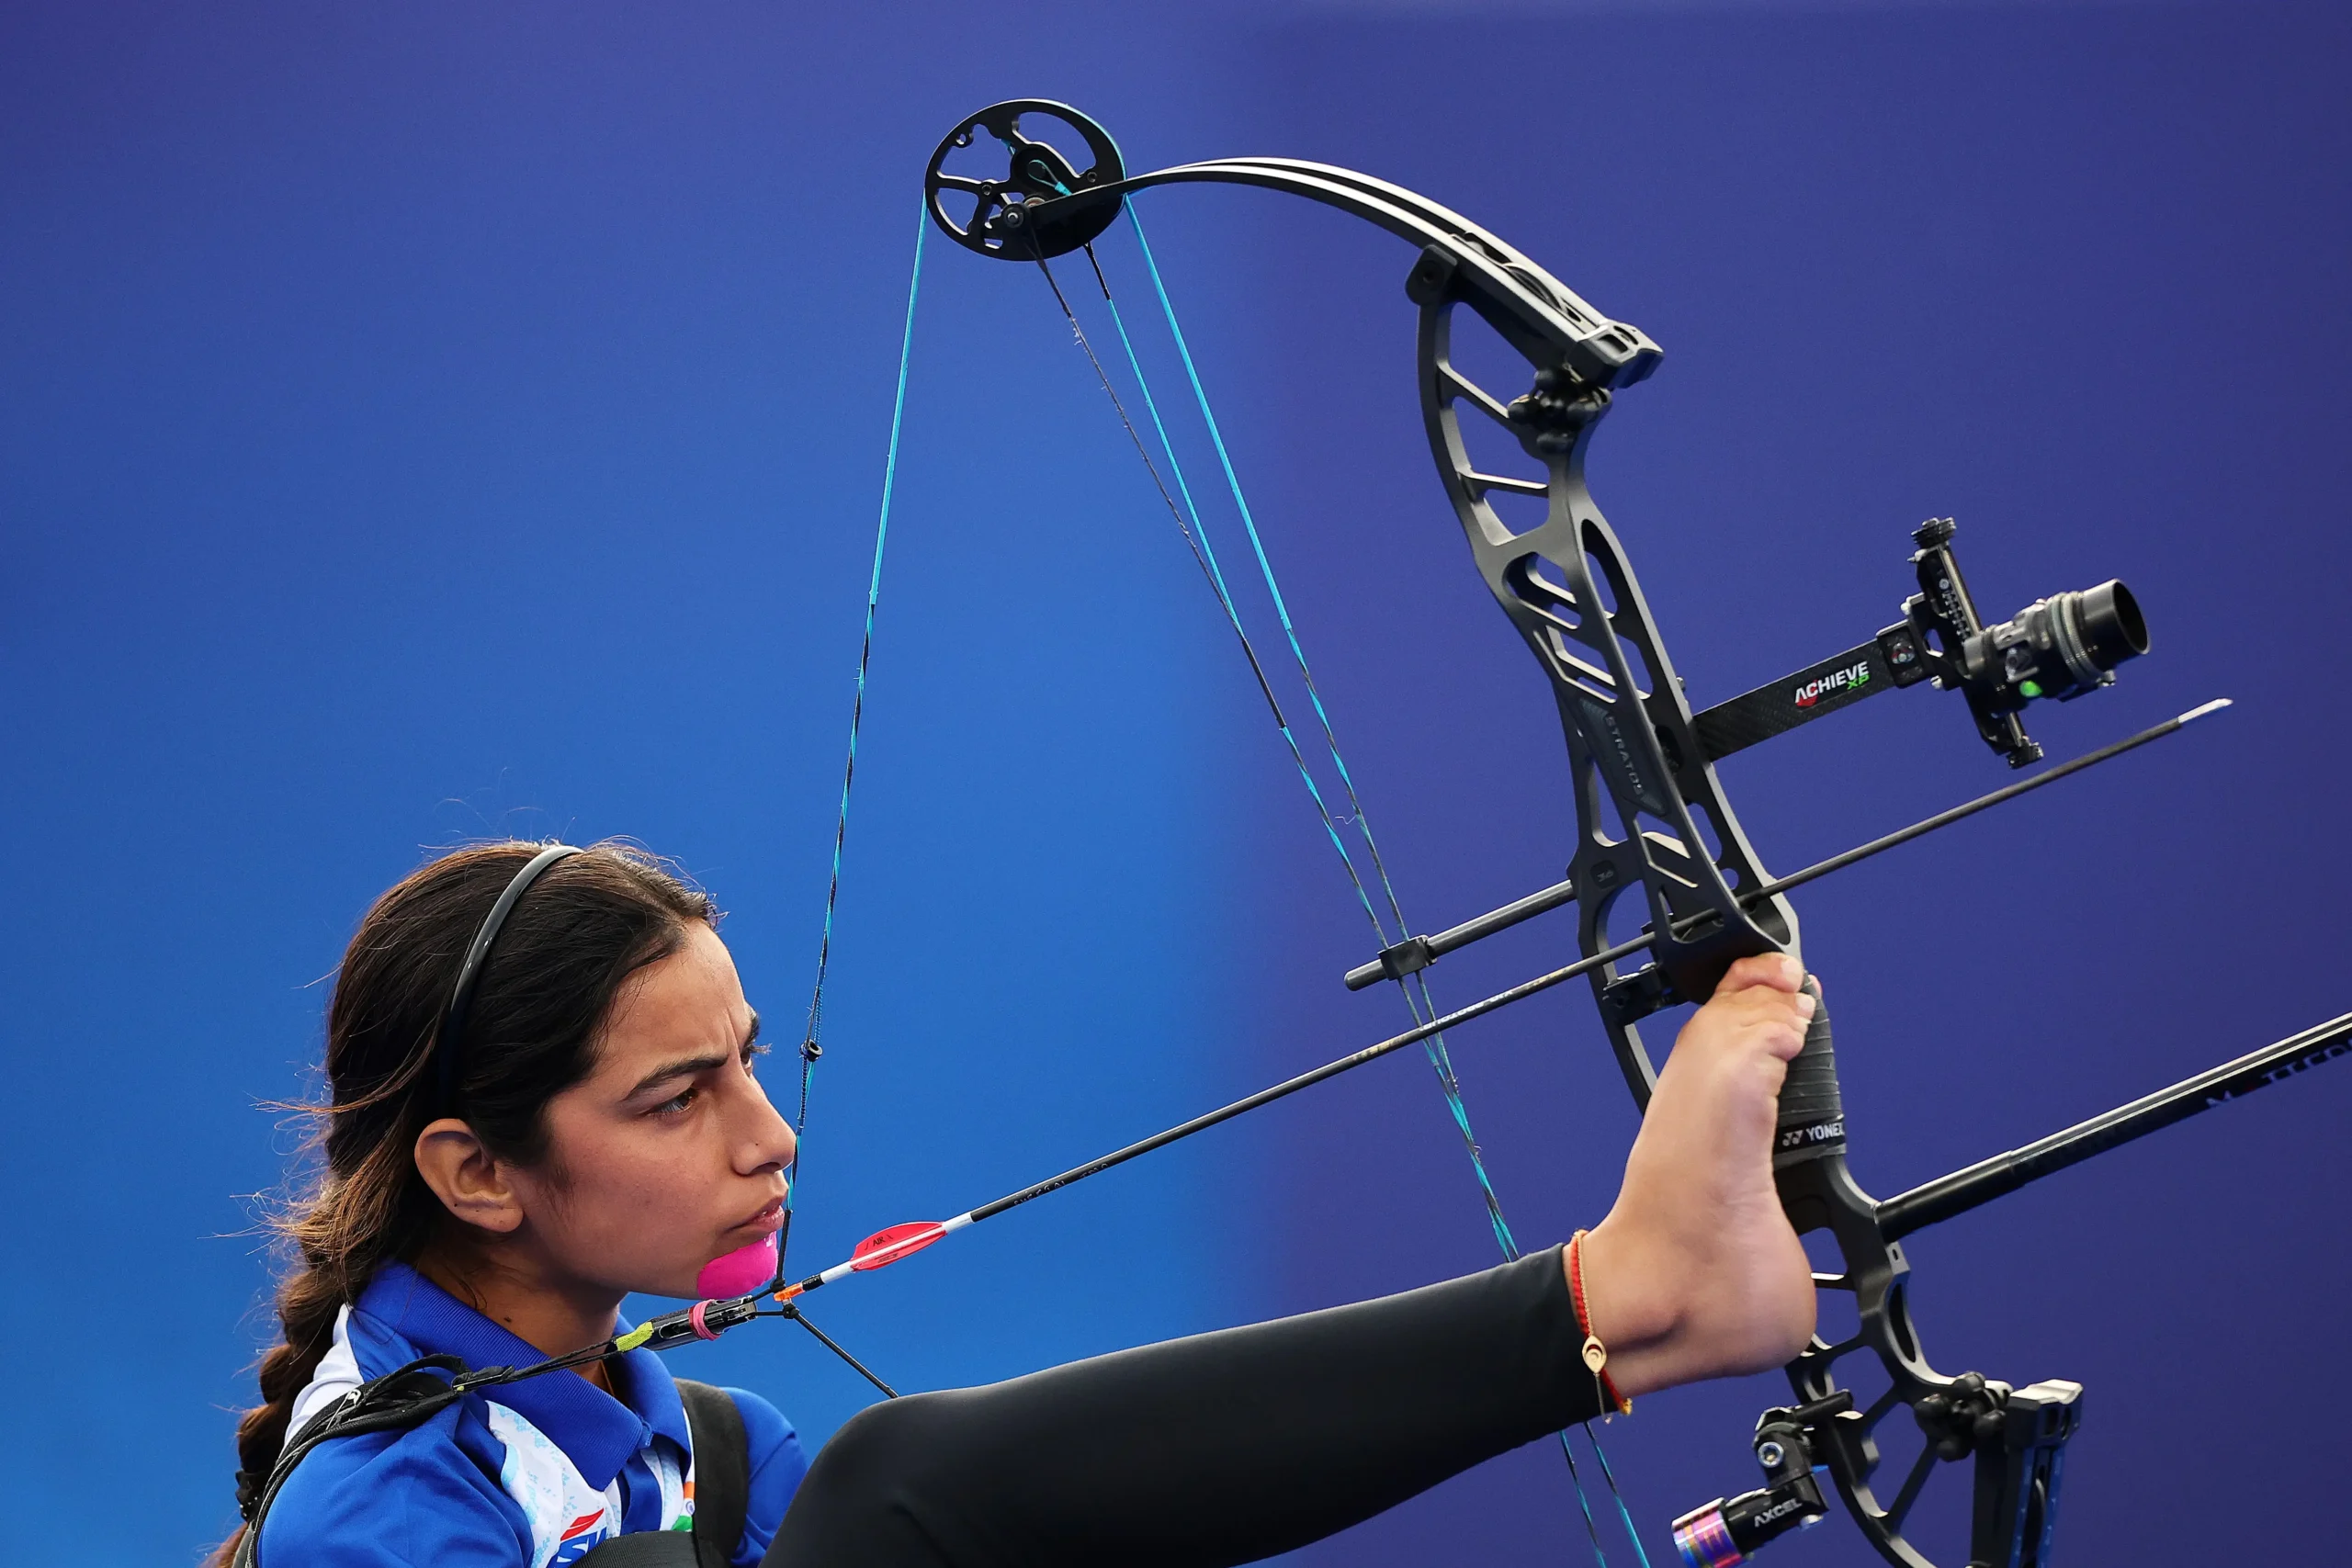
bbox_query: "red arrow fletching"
[851,1221,947,1271]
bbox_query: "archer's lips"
[732,1197,786,1235]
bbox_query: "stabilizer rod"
[1879,1008,2352,1240]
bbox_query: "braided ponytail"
[209,841,716,1564]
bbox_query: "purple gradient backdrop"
[2,4,2345,1565]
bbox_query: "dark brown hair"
[210,840,716,1565]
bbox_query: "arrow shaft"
[780,705,2227,1303]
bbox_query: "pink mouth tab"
[695,1232,779,1300]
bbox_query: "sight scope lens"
[2074,579,2146,671]
[1968,577,2148,710]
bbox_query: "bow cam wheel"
[926,100,1125,260]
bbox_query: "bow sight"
[923,97,2347,1568]
[1693,516,2146,771]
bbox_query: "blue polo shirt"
[257,1262,808,1566]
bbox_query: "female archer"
[217,839,1820,1567]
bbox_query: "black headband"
[434,842,582,1112]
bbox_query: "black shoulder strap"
[232,1356,470,1568]
[242,1363,751,1568]
[561,1381,752,1567]
[676,1379,750,1566]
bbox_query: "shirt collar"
[353,1261,691,1489]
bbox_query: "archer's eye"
[650,1086,701,1118]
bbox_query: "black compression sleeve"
[765,1246,1604,1567]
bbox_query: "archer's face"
[507,921,796,1300]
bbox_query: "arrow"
[777,701,2230,1306]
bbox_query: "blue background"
[3,3,2345,1563]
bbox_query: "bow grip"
[1773,979,1846,1165]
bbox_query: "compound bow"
[906,99,2350,1568]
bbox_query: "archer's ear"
[413,1118,526,1234]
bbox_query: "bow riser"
[1416,291,1798,1102]
[1412,180,2073,1568]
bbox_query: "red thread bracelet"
[1567,1230,1632,1416]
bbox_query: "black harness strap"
[232,1356,470,1568]
[680,1380,752,1564]
[235,1361,752,1568]
[576,1379,750,1567]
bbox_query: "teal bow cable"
[1108,203,1652,1568]
[788,199,928,1280]
[1012,184,1642,1564]
[1114,209,1518,1247]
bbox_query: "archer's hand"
[1574,953,1818,1398]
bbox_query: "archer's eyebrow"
[623,1012,763,1101]
[626,1052,732,1101]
